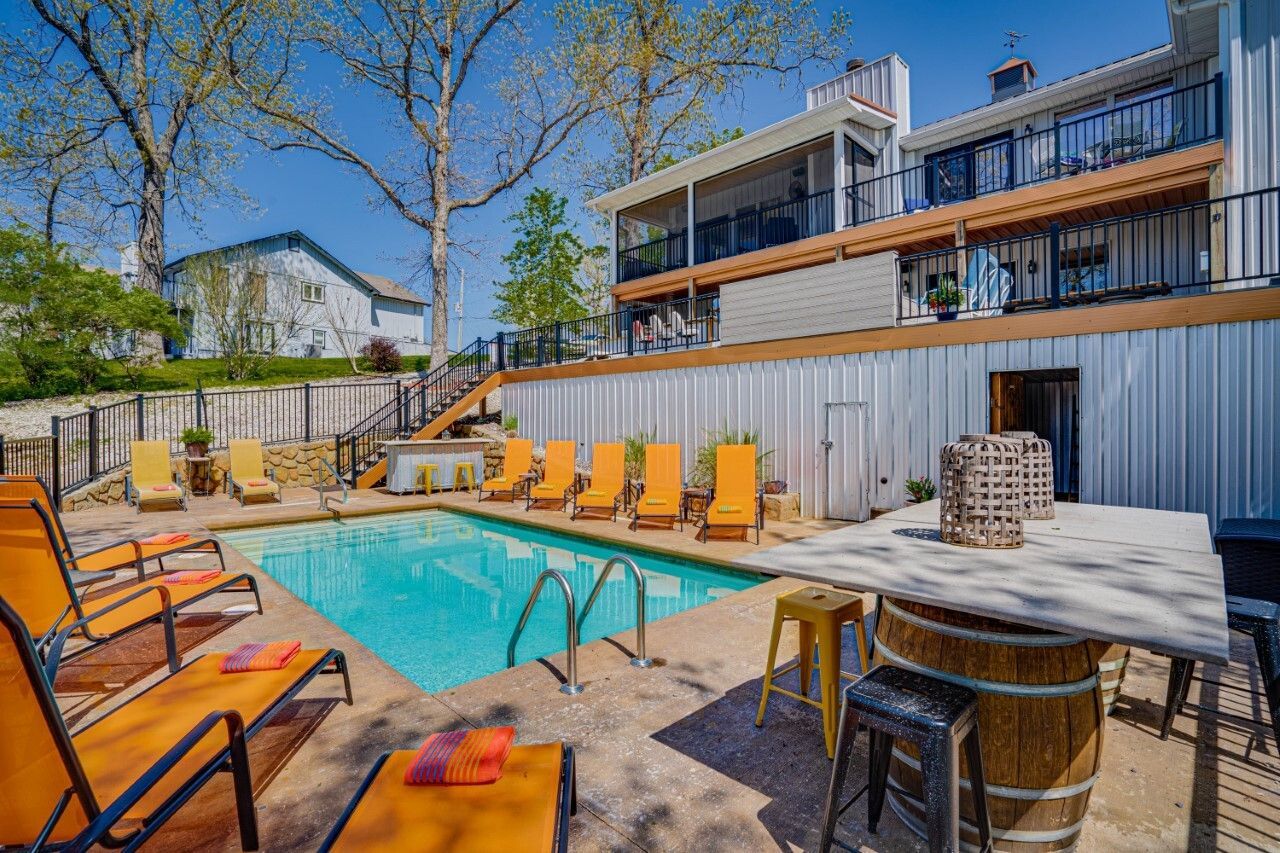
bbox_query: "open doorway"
[990,368,1080,500]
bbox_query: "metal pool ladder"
[578,556,652,668]
[317,458,348,511]
[508,569,583,695]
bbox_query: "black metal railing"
[618,231,688,283]
[896,185,1279,322]
[848,75,1223,227]
[695,188,834,264]
[0,435,58,489]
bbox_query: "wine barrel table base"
[1091,641,1132,716]
[874,597,1104,852]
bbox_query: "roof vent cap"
[845,57,865,73]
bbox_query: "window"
[312,329,326,348]
[288,236,301,252]
[244,321,275,354]
[301,281,325,303]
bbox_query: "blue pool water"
[219,510,762,692]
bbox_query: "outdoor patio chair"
[526,440,576,512]
[700,444,763,543]
[319,738,575,852]
[0,594,351,852]
[479,438,534,502]
[571,443,625,521]
[228,439,282,506]
[126,440,187,513]
[630,444,683,532]
[0,474,227,582]
[632,318,655,350]
[670,310,699,343]
[0,498,261,673]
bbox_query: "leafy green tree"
[0,227,183,393]
[492,189,593,329]
[558,0,850,189]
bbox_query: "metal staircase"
[335,337,495,485]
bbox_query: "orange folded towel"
[219,641,302,673]
[246,479,271,487]
[404,726,516,786]
[151,484,177,492]
[140,532,191,545]
[162,569,221,585]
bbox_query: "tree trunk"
[134,165,168,364]
[428,212,451,371]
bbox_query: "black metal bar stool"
[820,665,992,853]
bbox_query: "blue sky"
[73,0,1169,344]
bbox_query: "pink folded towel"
[139,532,191,545]
[162,569,221,585]
[219,641,302,673]
[246,479,270,487]
[151,484,177,492]
[404,727,516,786]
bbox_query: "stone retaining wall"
[62,439,336,512]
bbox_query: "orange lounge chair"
[571,443,625,521]
[479,438,534,502]
[700,444,763,543]
[228,439,282,506]
[0,498,261,672]
[127,440,187,512]
[319,741,574,852]
[0,474,226,584]
[0,594,351,852]
[525,441,576,512]
[630,444,683,532]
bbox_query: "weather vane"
[1004,30,1028,53]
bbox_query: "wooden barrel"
[874,597,1105,852]
[1090,641,1131,716]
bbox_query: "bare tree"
[323,287,366,373]
[230,0,608,369]
[178,246,317,379]
[9,0,295,358]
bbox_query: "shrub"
[687,425,774,488]
[502,414,519,432]
[905,474,937,502]
[412,354,428,372]
[621,427,657,480]
[360,337,402,372]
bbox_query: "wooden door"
[990,372,1025,433]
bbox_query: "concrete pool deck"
[53,487,1280,851]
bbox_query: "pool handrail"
[507,569,584,695]
[317,457,348,510]
[577,555,653,668]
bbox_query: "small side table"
[186,456,216,497]
[682,487,712,524]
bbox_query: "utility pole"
[455,268,465,353]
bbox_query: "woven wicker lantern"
[939,434,1024,548]
[1001,431,1056,520]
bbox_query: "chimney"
[845,57,865,73]
[988,56,1037,103]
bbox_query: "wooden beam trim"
[502,286,1280,384]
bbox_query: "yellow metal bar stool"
[414,463,441,494]
[452,461,477,493]
[756,586,870,758]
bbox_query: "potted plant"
[180,426,214,458]
[926,275,964,321]
[904,474,936,505]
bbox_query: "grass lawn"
[0,356,419,401]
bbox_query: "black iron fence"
[618,231,688,283]
[848,75,1222,227]
[0,435,58,485]
[695,189,834,264]
[896,185,1280,321]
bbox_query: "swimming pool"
[219,510,763,692]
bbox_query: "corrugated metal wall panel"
[505,319,1278,528]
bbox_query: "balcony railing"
[498,293,719,369]
[617,231,688,283]
[695,188,834,265]
[848,75,1223,227]
[895,185,1279,322]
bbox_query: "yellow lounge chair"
[0,498,261,672]
[571,443,625,521]
[0,594,350,852]
[700,444,763,544]
[228,439,282,506]
[319,741,574,852]
[0,474,226,584]
[127,440,186,513]
[526,441,576,512]
[630,444,683,532]
[479,438,534,502]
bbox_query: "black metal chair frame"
[0,595,352,852]
[696,486,765,544]
[318,744,576,853]
[569,477,624,522]
[627,480,684,533]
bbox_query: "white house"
[160,230,429,359]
